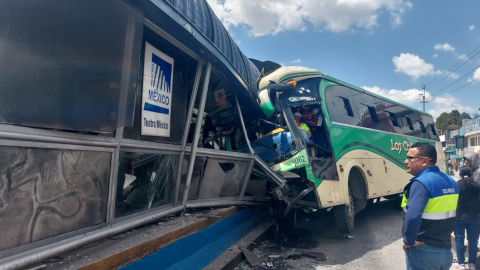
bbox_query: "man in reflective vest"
[402,142,458,270]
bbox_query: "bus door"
[288,102,338,181]
[284,78,339,182]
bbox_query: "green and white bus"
[245,66,445,233]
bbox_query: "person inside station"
[293,111,311,143]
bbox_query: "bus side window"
[420,114,439,140]
[366,105,379,122]
[404,117,414,130]
[386,111,399,127]
[430,124,437,135]
[340,97,354,117]
[325,85,360,126]
[418,121,426,133]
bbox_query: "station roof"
[162,0,260,93]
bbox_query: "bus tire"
[333,189,354,234]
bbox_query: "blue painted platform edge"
[120,206,271,270]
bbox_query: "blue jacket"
[402,166,458,249]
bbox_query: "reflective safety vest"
[401,166,458,249]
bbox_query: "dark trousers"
[454,220,479,264]
[405,244,453,270]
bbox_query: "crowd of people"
[402,144,480,270]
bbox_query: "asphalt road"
[253,198,407,270]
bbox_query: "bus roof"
[258,65,433,118]
[323,74,433,118]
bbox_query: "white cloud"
[434,43,455,51]
[392,53,441,80]
[433,54,438,58]
[458,54,469,61]
[363,86,473,119]
[206,0,413,36]
[448,72,460,79]
[470,25,476,31]
[363,86,431,105]
[280,62,285,66]
[467,67,480,84]
[236,40,242,44]
[428,94,474,119]
[291,59,302,63]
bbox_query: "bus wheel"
[333,189,354,234]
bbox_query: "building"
[464,116,480,155]
[447,116,480,170]
[449,127,466,168]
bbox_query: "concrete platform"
[33,206,271,270]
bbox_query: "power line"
[414,98,422,110]
[445,77,480,95]
[425,43,480,87]
[427,48,480,90]
[431,64,480,96]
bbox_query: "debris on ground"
[241,247,263,267]
[347,235,354,239]
[301,250,326,261]
[239,264,253,270]
[25,264,46,270]
[42,257,63,263]
[281,251,302,259]
[107,234,126,240]
[241,247,272,269]
[82,242,99,248]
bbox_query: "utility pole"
[420,85,428,112]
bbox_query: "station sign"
[141,42,174,137]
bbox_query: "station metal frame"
[0,4,262,269]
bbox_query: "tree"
[435,110,472,132]
[435,112,449,131]
[447,124,460,130]
[447,110,461,128]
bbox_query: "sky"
[206,0,480,119]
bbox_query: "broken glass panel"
[115,152,178,218]
[197,158,249,199]
[177,155,207,201]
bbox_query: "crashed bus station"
[0,0,445,269]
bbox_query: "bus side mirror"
[257,83,295,118]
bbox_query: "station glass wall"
[0,146,111,252]
[0,0,143,133]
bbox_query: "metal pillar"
[181,62,212,206]
[234,93,254,154]
[234,93,255,200]
[174,61,204,205]
[106,127,124,223]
